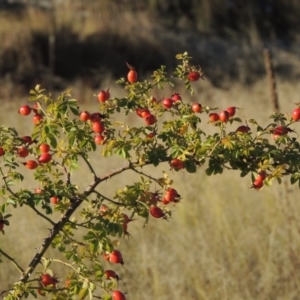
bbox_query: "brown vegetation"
[1,0,300,98]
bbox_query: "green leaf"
[184,160,197,173]
[70,105,79,115]
[291,174,300,185]
[65,251,73,260]
[240,169,250,177]
[78,288,89,300]
[232,117,242,123]
[6,199,16,205]
[47,135,57,148]
[43,125,51,135]
[205,167,213,176]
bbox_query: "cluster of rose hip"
[0,106,59,233]
[38,269,126,299]
[4,103,52,170]
[252,107,300,190]
[97,185,181,299]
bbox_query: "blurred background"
[1,0,300,96]
[2,1,300,299]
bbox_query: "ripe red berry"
[35,188,43,194]
[209,113,219,122]
[150,206,165,218]
[40,273,58,287]
[99,204,109,216]
[102,252,110,261]
[136,108,144,118]
[18,147,29,158]
[105,270,119,280]
[38,153,52,164]
[170,158,184,171]
[292,107,300,121]
[33,114,43,125]
[273,126,289,135]
[161,198,170,205]
[171,93,182,103]
[257,171,267,181]
[109,250,124,265]
[187,71,201,81]
[0,221,4,231]
[140,109,151,118]
[50,196,59,204]
[272,126,291,140]
[112,290,126,300]
[252,178,264,190]
[0,147,4,156]
[192,103,202,113]
[25,160,38,170]
[226,106,237,117]
[92,121,105,134]
[90,113,102,123]
[219,110,230,123]
[39,143,50,153]
[146,132,155,139]
[18,105,31,116]
[22,136,33,145]
[236,125,250,133]
[145,114,157,125]
[98,90,110,103]
[127,69,138,83]
[164,188,180,203]
[94,135,106,145]
[163,98,173,109]
[80,111,90,122]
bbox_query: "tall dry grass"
[1,0,300,96]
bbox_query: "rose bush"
[1,52,300,299]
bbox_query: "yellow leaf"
[112,240,120,247]
[178,123,189,135]
[156,171,173,186]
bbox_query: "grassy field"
[1,71,300,300]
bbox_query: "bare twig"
[0,289,9,297]
[0,248,24,274]
[61,229,87,246]
[49,258,84,276]
[0,167,17,197]
[129,165,163,186]
[29,206,56,226]
[80,153,99,180]
[92,190,124,206]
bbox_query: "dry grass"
[2,1,300,96]
[1,72,300,299]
